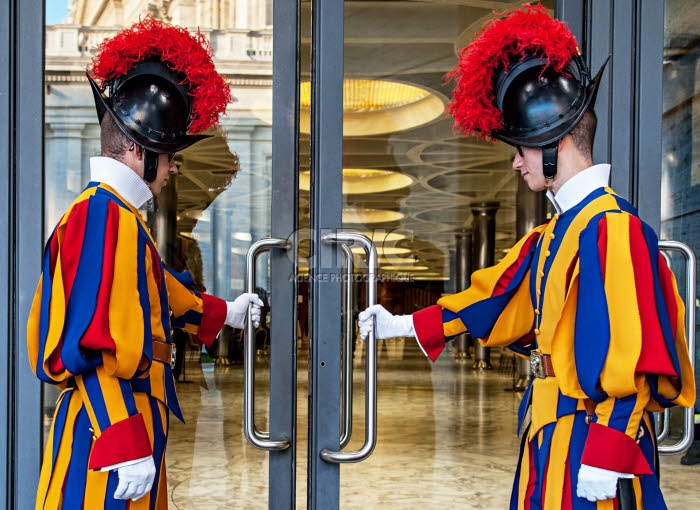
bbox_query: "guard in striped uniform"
[358,5,695,509]
[27,17,263,509]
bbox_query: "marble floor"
[166,340,700,509]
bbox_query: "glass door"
[39,1,700,509]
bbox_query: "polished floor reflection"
[167,340,699,509]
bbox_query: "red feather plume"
[88,16,232,134]
[445,3,580,140]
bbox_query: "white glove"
[113,456,156,501]
[226,293,264,329]
[576,464,634,502]
[358,304,415,340]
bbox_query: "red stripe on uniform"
[524,441,536,510]
[493,230,541,296]
[412,304,446,362]
[61,203,89,299]
[629,217,676,376]
[196,293,228,348]
[598,217,608,280]
[562,452,572,510]
[81,201,119,352]
[657,253,679,339]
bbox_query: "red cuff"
[88,414,153,470]
[413,305,445,362]
[581,422,653,475]
[196,293,228,348]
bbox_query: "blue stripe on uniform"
[51,390,73,468]
[61,195,108,375]
[79,370,112,432]
[575,212,611,403]
[62,407,92,508]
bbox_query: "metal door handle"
[655,408,671,443]
[340,243,354,449]
[657,241,696,455]
[320,232,378,463]
[244,237,292,451]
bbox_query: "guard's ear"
[132,143,145,160]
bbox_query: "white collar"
[89,156,153,210]
[546,164,611,214]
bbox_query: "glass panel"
[43,1,275,507]
[662,0,700,480]
[332,1,549,506]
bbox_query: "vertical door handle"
[244,237,292,451]
[340,243,354,449]
[657,241,696,455]
[319,232,378,463]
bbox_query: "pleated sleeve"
[573,211,695,474]
[412,224,547,361]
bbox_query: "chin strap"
[144,149,159,183]
[542,141,558,189]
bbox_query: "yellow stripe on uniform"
[105,208,144,379]
[135,393,155,444]
[35,389,70,510]
[443,318,466,338]
[488,278,536,347]
[543,414,574,510]
[146,249,167,344]
[84,468,109,508]
[517,435,531,510]
[149,359,166,405]
[75,366,131,430]
[43,392,83,509]
[603,212,641,397]
[44,251,68,381]
[165,271,204,318]
[26,275,43,376]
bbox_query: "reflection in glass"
[662,0,700,425]
[43,1,274,506]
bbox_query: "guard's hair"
[100,113,132,162]
[569,108,597,156]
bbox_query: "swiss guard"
[28,16,263,509]
[358,4,696,509]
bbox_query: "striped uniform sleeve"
[575,211,696,474]
[412,225,546,361]
[163,266,227,348]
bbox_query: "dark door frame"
[558,0,664,230]
[0,1,669,508]
[0,1,45,509]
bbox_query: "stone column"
[45,123,84,230]
[515,178,548,389]
[453,229,472,359]
[470,201,499,370]
[152,174,178,267]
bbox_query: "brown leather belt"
[529,349,598,423]
[152,341,175,368]
[530,349,555,378]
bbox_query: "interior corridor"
[166,339,699,509]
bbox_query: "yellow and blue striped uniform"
[413,187,695,509]
[27,182,227,510]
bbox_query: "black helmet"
[87,16,231,182]
[446,4,609,180]
[493,53,608,149]
[492,52,609,179]
[88,60,210,151]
